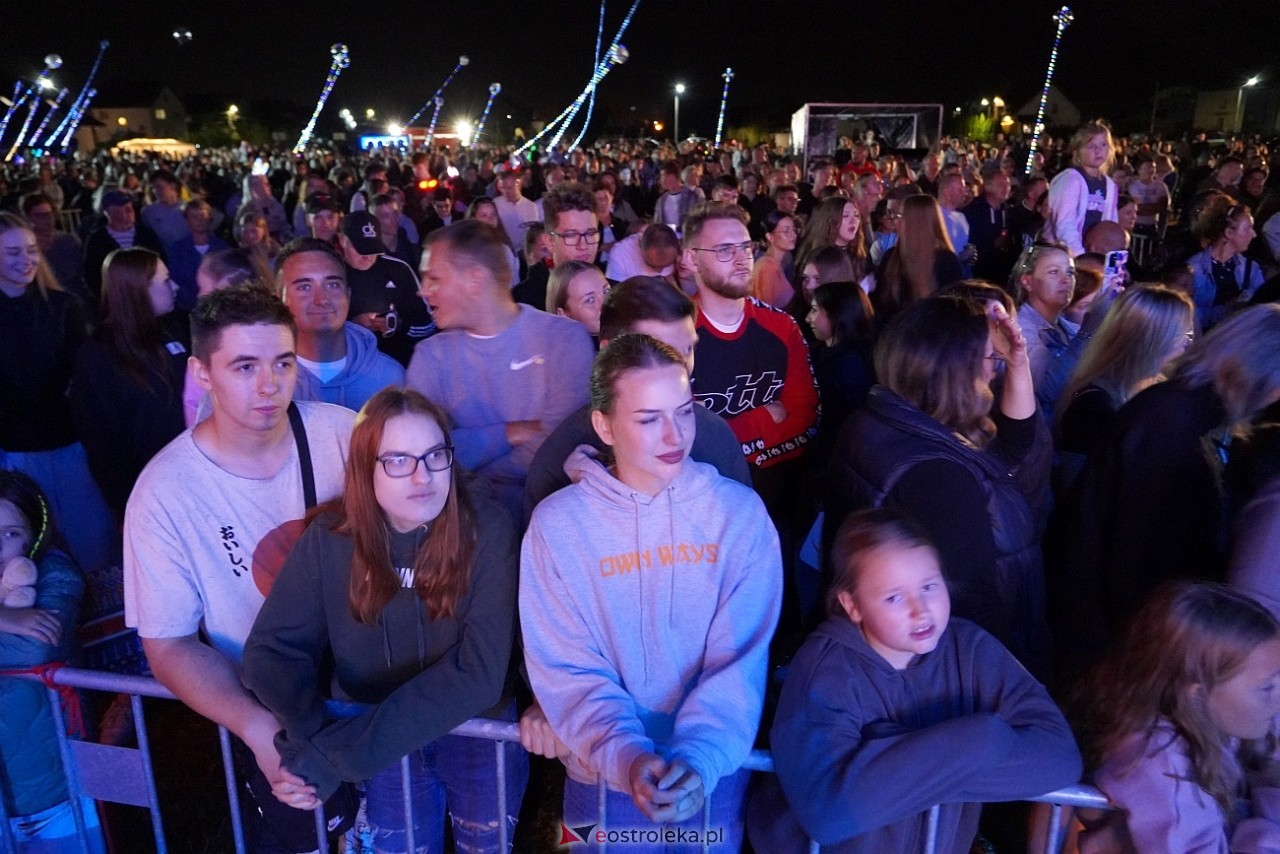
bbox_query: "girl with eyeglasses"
[243,388,527,854]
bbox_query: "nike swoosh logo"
[509,356,545,371]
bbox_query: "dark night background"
[2,0,1275,139]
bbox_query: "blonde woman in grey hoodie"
[520,333,782,851]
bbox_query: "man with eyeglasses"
[125,285,356,847]
[684,202,818,510]
[410,219,595,521]
[514,182,600,309]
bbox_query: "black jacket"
[1056,380,1227,661]
[68,315,189,520]
[81,222,167,300]
[0,286,88,451]
[826,386,1049,672]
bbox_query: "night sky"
[2,1,1274,139]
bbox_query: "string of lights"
[6,95,41,162]
[472,83,501,148]
[59,87,99,153]
[566,0,609,152]
[0,53,62,153]
[424,96,445,149]
[714,68,734,150]
[293,43,350,154]
[1025,6,1073,174]
[46,41,107,149]
[406,56,469,129]
[28,87,68,152]
[515,0,639,158]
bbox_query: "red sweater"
[693,298,819,469]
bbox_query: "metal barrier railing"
[0,666,1111,854]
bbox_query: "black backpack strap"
[287,402,317,509]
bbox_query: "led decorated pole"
[566,43,629,151]
[472,83,501,147]
[59,87,98,153]
[515,0,640,158]
[293,43,351,154]
[406,56,469,129]
[47,40,109,149]
[5,94,47,162]
[1025,6,1073,174]
[28,87,69,151]
[714,68,734,150]
[0,53,62,153]
[565,0,608,152]
[424,96,445,149]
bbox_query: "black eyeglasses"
[376,446,455,478]
[690,241,754,262]
[548,229,601,246]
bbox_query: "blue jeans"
[7,797,106,854]
[561,768,750,853]
[364,715,528,854]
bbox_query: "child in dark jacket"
[748,509,1082,853]
[0,470,104,853]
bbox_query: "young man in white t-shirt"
[124,284,355,819]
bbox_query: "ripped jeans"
[364,707,527,854]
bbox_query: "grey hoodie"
[520,459,782,795]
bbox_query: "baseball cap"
[100,189,131,210]
[341,211,384,256]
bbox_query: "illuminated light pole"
[46,40,108,149]
[29,87,69,150]
[0,53,62,156]
[472,83,501,148]
[406,56,469,129]
[514,0,641,159]
[714,68,733,149]
[293,43,350,154]
[1025,6,1073,175]
[673,83,685,146]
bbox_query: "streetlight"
[992,95,1005,122]
[673,83,686,145]
[1235,74,1260,133]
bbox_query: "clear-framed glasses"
[690,241,754,262]
[549,229,601,246]
[376,445,455,478]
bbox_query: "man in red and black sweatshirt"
[687,202,817,492]
[685,201,818,639]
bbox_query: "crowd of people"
[0,118,1279,853]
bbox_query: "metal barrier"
[0,666,1110,854]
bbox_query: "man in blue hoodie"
[277,238,404,412]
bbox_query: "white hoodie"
[520,459,781,795]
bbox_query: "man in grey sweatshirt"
[408,219,595,520]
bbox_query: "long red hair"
[331,388,476,625]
